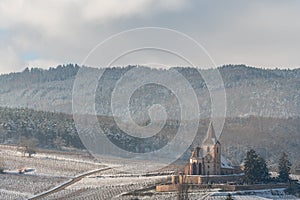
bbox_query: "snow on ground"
[0,173,67,196]
[43,175,167,200]
[270,172,300,182]
[0,145,107,199]
[0,145,105,177]
[93,154,172,174]
[71,175,168,189]
[124,189,300,200]
[0,189,31,200]
[291,174,300,182]
[232,189,300,199]
[1,145,300,200]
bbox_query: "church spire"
[202,121,217,146]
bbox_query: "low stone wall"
[156,184,178,192]
[156,183,288,192]
[172,174,244,185]
[198,175,244,184]
[229,183,288,191]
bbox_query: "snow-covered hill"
[0,64,300,118]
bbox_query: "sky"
[0,0,300,74]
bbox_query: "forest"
[0,106,299,171]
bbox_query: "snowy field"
[1,144,300,200]
[43,175,167,200]
[122,189,300,200]
[0,145,106,199]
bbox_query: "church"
[169,122,244,186]
[185,122,237,176]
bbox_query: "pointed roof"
[221,155,234,169]
[202,122,217,146]
[190,146,200,159]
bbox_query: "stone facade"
[186,122,237,176]
[172,174,244,185]
[170,122,243,186]
[156,122,244,193]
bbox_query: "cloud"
[0,0,300,74]
[81,0,186,21]
[26,59,62,69]
[204,1,300,68]
[0,45,24,74]
[0,0,189,74]
[0,0,187,37]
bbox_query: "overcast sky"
[0,0,299,74]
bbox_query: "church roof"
[190,146,201,159]
[202,122,218,146]
[221,155,234,169]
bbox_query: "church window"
[198,163,202,175]
[192,162,197,175]
[207,146,210,152]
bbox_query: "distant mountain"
[0,64,299,118]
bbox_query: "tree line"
[0,107,84,149]
[0,64,80,89]
[244,149,292,184]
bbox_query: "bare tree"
[18,137,38,157]
[0,156,5,173]
[0,154,5,174]
[53,136,65,150]
[177,174,189,200]
[225,193,233,200]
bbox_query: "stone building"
[156,122,244,192]
[185,122,238,176]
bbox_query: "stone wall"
[156,183,288,192]
[156,184,178,192]
[172,174,244,185]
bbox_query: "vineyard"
[0,145,106,199]
[0,144,299,199]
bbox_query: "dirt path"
[28,167,112,200]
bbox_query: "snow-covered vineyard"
[0,145,300,200]
[0,145,106,199]
[43,179,155,200]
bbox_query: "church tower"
[189,147,202,175]
[201,122,221,175]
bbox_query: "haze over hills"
[0,106,299,170]
[0,64,299,118]
[0,64,300,168]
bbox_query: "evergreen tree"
[244,149,270,184]
[257,156,270,183]
[244,149,258,184]
[278,152,292,182]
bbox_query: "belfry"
[187,122,235,176]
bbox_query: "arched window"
[207,146,210,152]
[198,163,202,175]
[192,162,197,175]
